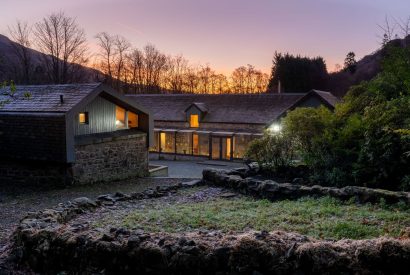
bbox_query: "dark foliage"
[267,52,328,93]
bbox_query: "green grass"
[98,196,410,240]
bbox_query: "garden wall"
[202,168,410,205]
[9,182,410,274]
[72,131,148,184]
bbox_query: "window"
[128,111,139,128]
[116,106,126,129]
[79,112,88,124]
[190,114,199,128]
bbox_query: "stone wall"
[72,131,148,184]
[10,182,410,274]
[0,131,148,187]
[203,168,410,205]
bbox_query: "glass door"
[221,137,232,160]
[211,137,220,160]
[211,137,232,160]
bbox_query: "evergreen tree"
[344,52,357,74]
[267,52,328,93]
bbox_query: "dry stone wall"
[203,168,410,205]
[72,132,148,184]
[9,181,410,274]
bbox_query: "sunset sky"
[1,0,409,74]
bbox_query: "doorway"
[211,136,232,160]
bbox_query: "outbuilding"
[0,83,153,186]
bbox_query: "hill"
[327,35,410,97]
[0,34,100,84]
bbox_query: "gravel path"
[0,177,187,249]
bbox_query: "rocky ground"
[0,178,186,249]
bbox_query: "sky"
[1,0,410,74]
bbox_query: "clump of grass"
[97,196,410,240]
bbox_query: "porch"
[150,128,263,161]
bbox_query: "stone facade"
[0,132,148,187]
[72,132,148,184]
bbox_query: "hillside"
[328,35,410,97]
[0,34,100,84]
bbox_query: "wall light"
[268,123,282,133]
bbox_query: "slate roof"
[311,90,339,107]
[128,93,303,124]
[128,90,339,125]
[0,83,102,113]
[185,102,209,113]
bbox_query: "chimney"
[278,80,282,94]
[60,95,64,104]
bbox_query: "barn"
[127,90,339,161]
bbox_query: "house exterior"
[127,90,339,161]
[0,83,153,186]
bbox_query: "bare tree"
[95,32,115,84]
[8,21,33,83]
[113,35,131,90]
[184,66,199,93]
[34,12,88,84]
[166,55,189,93]
[126,48,145,93]
[378,16,397,46]
[144,44,167,92]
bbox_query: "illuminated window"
[128,111,139,128]
[190,114,199,128]
[116,106,126,129]
[79,112,88,124]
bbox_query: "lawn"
[119,195,410,240]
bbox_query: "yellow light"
[190,114,199,128]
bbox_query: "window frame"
[189,114,199,128]
[78,112,89,125]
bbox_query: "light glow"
[268,123,282,133]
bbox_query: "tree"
[113,35,131,90]
[343,52,357,74]
[8,21,33,84]
[34,12,88,84]
[267,52,328,93]
[95,32,115,84]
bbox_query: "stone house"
[127,90,338,161]
[0,83,153,186]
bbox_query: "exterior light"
[268,123,281,133]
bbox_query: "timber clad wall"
[72,132,148,184]
[0,114,67,162]
[74,96,117,136]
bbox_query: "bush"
[278,45,410,191]
[245,131,295,176]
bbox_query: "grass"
[112,195,410,240]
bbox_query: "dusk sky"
[1,0,409,73]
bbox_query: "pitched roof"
[128,93,307,124]
[128,90,340,125]
[0,83,101,113]
[185,102,209,113]
[311,90,339,108]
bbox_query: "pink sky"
[1,0,409,74]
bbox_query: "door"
[193,134,199,155]
[211,137,232,160]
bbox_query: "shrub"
[245,131,295,175]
